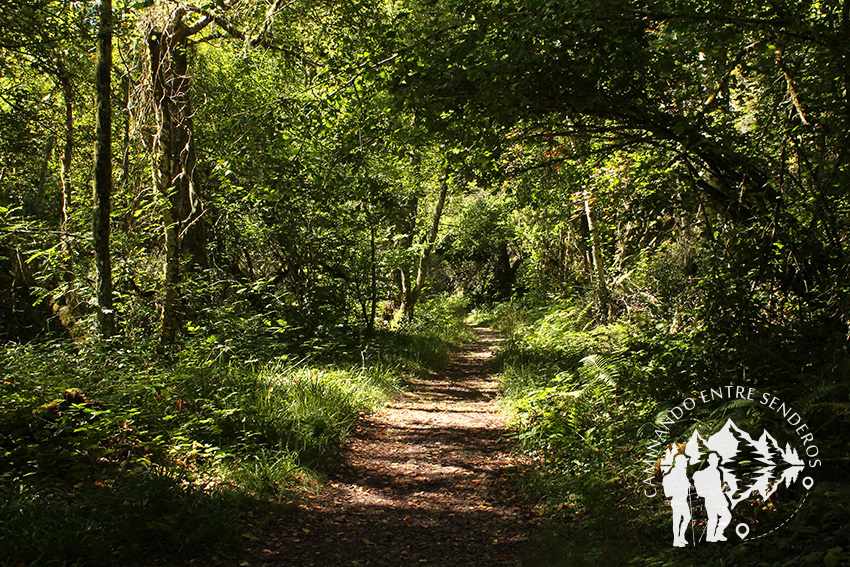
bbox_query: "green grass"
[0,350,392,565]
[487,297,850,567]
[0,293,475,566]
[0,471,241,567]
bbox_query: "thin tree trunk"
[395,193,418,321]
[57,56,74,281]
[160,205,181,345]
[566,119,611,322]
[407,165,449,320]
[58,56,74,235]
[93,0,115,338]
[842,0,850,118]
[368,221,377,334]
[118,74,132,190]
[583,188,610,322]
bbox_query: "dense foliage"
[0,292,471,565]
[476,297,848,566]
[2,0,849,564]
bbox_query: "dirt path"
[246,327,537,566]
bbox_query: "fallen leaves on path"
[245,328,538,567]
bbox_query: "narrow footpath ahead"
[246,327,537,566]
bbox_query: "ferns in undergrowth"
[491,292,850,567]
[493,299,645,511]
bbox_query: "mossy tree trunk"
[92,0,114,338]
[148,8,212,347]
[405,165,449,321]
[57,56,73,238]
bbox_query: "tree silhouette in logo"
[659,419,805,546]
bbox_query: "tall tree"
[54,53,77,289]
[146,1,294,345]
[567,126,610,321]
[93,0,115,338]
[395,0,850,322]
[147,6,214,346]
[405,163,449,320]
[56,55,74,237]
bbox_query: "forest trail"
[245,327,537,566]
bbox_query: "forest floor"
[241,327,539,566]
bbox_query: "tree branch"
[184,4,304,59]
[775,45,810,125]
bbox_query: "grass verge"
[0,293,474,566]
[478,297,850,567]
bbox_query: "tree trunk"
[118,74,131,191]
[566,119,611,322]
[58,56,73,235]
[395,193,418,321]
[56,56,75,285]
[160,204,181,346]
[148,10,213,347]
[168,37,207,270]
[149,30,180,347]
[407,165,449,320]
[93,0,115,338]
[842,0,850,118]
[368,221,377,334]
[583,189,610,322]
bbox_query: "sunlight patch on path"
[246,327,535,567]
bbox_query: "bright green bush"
[405,292,476,345]
[494,299,646,513]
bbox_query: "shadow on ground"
[243,328,537,567]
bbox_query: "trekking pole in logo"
[662,452,691,547]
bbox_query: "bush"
[0,341,402,565]
[0,471,239,567]
[0,290,477,565]
[490,296,850,567]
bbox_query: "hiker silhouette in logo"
[662,452,691,547]
[692,452,732,542]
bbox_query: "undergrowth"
[477,296,850,567]
[0,293,472,566]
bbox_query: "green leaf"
[128,0,154,10]
[824,548,844,567]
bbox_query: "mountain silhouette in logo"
[659,419,807,547]
[704,419,749,463]
[754,429,782,464]
[659,419,804,507]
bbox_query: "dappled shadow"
[257,497,532,567]
[243,327,535,567]
[0,471,240,567]
[408,385,495,401]
[391,405,495,414]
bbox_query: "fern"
[795,383,850,415]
